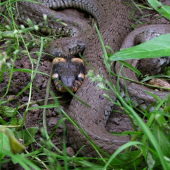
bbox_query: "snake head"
[52,57,85,92]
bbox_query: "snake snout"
[53,74,83,92]
[61,75,79,92]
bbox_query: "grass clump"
[0,0,170,169]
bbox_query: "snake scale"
[12,0,170,157]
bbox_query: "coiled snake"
[13,0,170,157]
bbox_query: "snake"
[115,24,170,110]
[7,0,170,157]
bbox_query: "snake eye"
[77,73,84,82]
[52,73,59,80]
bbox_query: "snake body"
[56,0,132,157]
[12,0,170,157]
[115,24,170,109]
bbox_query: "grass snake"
[12,0,170,157]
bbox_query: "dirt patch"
[0,0,170,169]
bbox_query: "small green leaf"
[0,131,10,160]
[10,117,18,125]
[0,116,6,125]
[23,127,39,146]
[147,151,156,169]
[155,112,170,131]
[0,128,25,154]
[164,66,170,76]
[151,123,170,158]
[148,123,170,168]
[0,106,15,117]
[0,51,8,70]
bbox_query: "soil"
[0,0,170,169]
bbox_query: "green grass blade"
[103,141,142,170]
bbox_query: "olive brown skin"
[13,0,170,157]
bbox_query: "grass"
[0,0,170,169]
